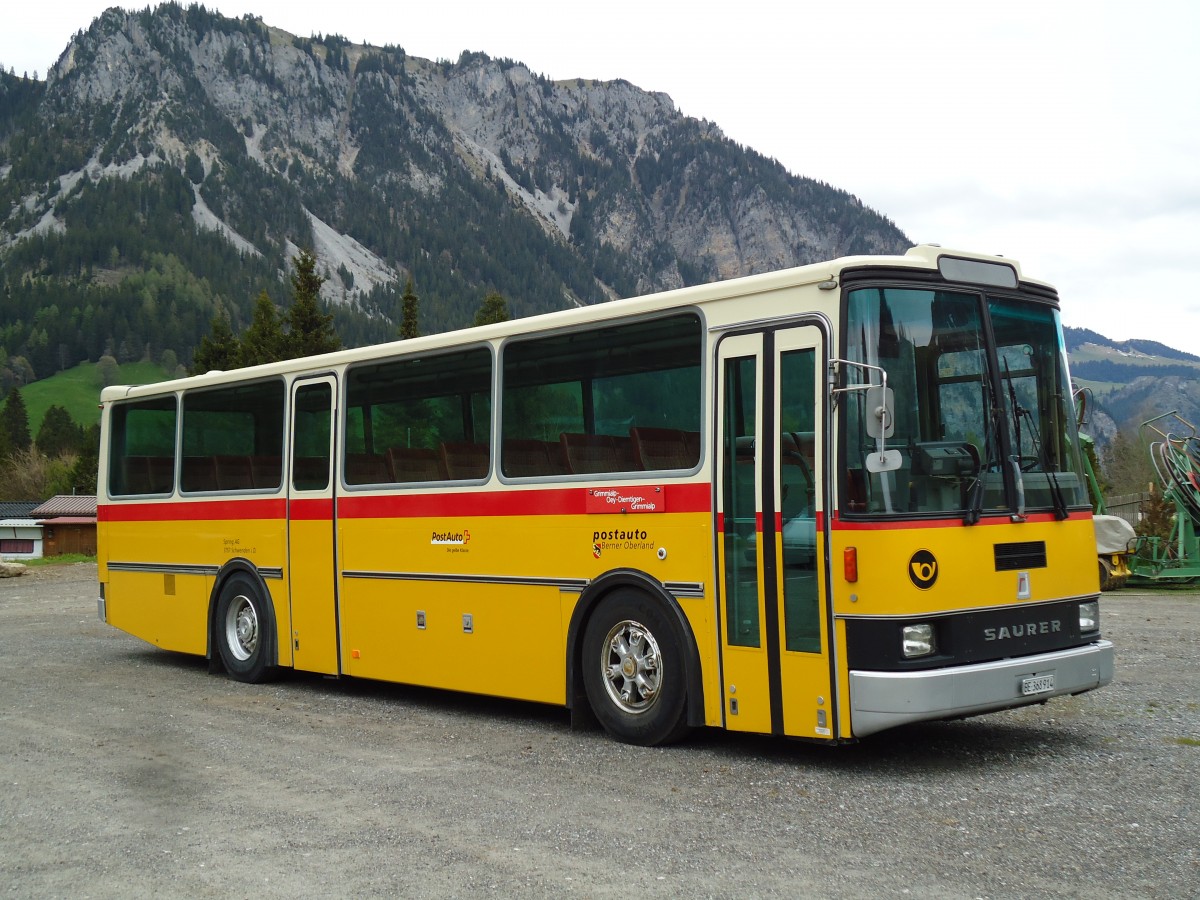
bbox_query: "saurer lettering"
[983,619,1062,641]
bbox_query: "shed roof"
[31,495,98,518]
[0,501,40,518]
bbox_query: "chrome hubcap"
[225,595,258,661]
[600,619,662,714]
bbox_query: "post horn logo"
[908,549,938,590]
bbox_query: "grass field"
[19,361,171,434]
[15,553,97,567]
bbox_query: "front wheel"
[581,591,690,746]
[215,573,277,683]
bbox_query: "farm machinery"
[1126,412,1200,585]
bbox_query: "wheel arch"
[566,568,706,729]
[206,558,279,673]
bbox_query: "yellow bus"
[97,244,1113,745]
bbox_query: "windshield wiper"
[1002,359,1068,521]
[964,366,1000,526]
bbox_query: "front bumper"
[849,640,1114,737]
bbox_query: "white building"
[0,502,43,560]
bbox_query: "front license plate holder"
[1021,673,1055,696]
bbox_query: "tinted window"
[108,396,178,496]
[345,347,492,484]
[501,313,702,477]
[180,380,285,493]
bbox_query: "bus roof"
[100,244,1042,402]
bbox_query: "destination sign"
[585,486,666,514]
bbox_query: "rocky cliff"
[0,3,907,372]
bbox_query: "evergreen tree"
[286,249,340,358]
[35,405,83,456]
[69,424,101,495]
[474,292,510,327]
[191,311,241,374]
[399,278,420,339]
[1,388,32,452]
[239,291,286,367]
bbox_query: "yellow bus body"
[97,245,1113,745]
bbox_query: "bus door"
[716,325,834,738]
[286,375,340,675]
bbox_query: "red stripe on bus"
[99,484,712,522]
[289,498,334,520]
[97,498,287,522]
[338,482,712,519]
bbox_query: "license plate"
[1021,673,1055,696]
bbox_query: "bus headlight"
[1079,600,1099,634]
[902,623,935,658]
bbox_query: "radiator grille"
[994,540,1047,571]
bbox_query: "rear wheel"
[215,574,277,683]
[582,591,690,746]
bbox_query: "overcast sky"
[5,1,1199,356]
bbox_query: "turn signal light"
[844,547,858,583]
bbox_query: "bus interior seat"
[439,442,489,480]
[250,455,282,489]
[561,433,636,474]
[181,456,218,492]
[214,455,255,491]
[384,447,442,483]
[630,427,699,471]
[347,452,391,485]
[121,455,172,494]
[502,439,568,477]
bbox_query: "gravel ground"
[1,562,1198,899]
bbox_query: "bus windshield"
[843,285,1089,518]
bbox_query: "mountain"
[1064,326,1200,453]
[0,3,907,390]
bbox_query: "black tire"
[581,590,690,746]
[215,573,277,683]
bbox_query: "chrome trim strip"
[663,581,706,598]
[109,562,218,576]
[107,561,284,580]
[342,570,590,591]
[836,593,1099,621]
[848,640,1114,737]
[342,570,705,599]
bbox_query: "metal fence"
[1105,492,1150,528]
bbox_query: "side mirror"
[865,385,895,439]
[866,449,903,473]
[864,384,899,471]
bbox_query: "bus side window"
[108,397,177,496]
[180,380,285,494]
[501,313,702,478]
[345,346,493,485]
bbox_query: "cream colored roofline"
[99,244,1046,403]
